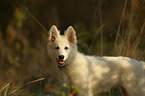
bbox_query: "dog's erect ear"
[48,25,60,42]
[65,26,77,44]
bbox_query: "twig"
[26,78,45,85]
[18,3,48,33]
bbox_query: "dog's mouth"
[57,59,66,66]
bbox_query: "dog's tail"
[141,61,145,70]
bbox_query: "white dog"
[47,25,145,96]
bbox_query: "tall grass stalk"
[98,0,103,56]
[129,23,145,56]
[114,0,127,54]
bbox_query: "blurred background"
[0,0,145,95]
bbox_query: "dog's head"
[47,25,77,67]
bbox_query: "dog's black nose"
[59,55,64,59]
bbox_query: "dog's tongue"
[59,61,64,64]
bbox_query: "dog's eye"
[64,46,69,50]
[55,46,59,50]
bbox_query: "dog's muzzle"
[57,55,66,67]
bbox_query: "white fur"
[47,25,145,96]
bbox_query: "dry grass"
[0,78,45,96]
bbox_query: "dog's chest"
[60,67,88,89]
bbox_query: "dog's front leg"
[88,86,94,96]
[88,89,94,96]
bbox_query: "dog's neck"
[58,65,66,69]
